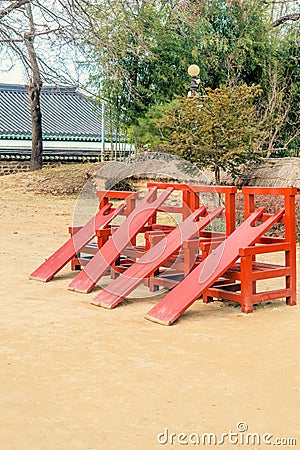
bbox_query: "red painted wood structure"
[70,190,139,271]
[108,184,193,279]
[202,186,298,314]
[29,203,124,282]
[91,206,223,309]
[68,187,173,293]
[143,183,237,292]
[97,190,138,217]
[147,182,237,235]
[30,182,297,326]
[145,207,285,325]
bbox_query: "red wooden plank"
[239,242,291,256]
[147,182,189,191]
[145,207,285,325]
[68,187,173,293]
[96,191,139,199]
[91,206,223,309]
[190,185,237,194]
[29,203,125,282]
[242,186,297,196]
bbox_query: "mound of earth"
[0,163,105,197]
[90,154,232,191]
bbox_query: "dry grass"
[0,163,105,197]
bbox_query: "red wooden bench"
[202,187,297,313]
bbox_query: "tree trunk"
[27,80,43,170]
[24,4,43,171]
[214,165,220,185]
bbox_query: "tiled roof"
[0,84,102,141]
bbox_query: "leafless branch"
[0,0,29,20]
[272,12,300,26]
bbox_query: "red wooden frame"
[145,208,285,325]
[70,190,139,271]
[203,186,297,313]
[91,206,223,309]
[31,181,297,323]
[144,183,237,291]
[68,187,173,293]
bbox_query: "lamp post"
[188,64,200,97]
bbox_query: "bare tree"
[0,1,86,170]
[259,66,300,157]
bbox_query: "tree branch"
[272,12,300,27]
[0,0,30,20]
[24,3,42,86]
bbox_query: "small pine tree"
[158,84,263,184]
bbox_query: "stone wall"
[0,160,65,176]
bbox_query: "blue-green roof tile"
[0,84,102,142]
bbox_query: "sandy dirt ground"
[0,184,299,450]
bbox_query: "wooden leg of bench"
[203,292,213,303]
[240,254,254,314]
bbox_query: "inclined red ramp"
[68,187,173,293]
[145,208,285,325]
[91,206,223,309]
[29,203,125,282]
